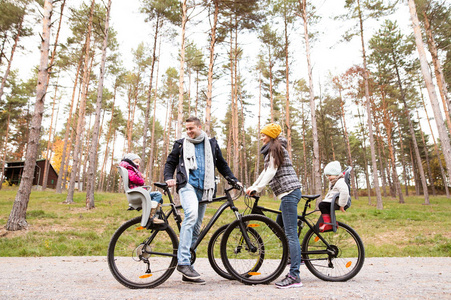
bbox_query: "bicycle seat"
[154,182,168,189]
[301,194,321,200]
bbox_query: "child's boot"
[150,203,164,224]
[319,214,332,232]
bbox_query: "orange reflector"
[346,261,352,268]
[314,236,320,242]
[136,226,145,230]
[248,272,261,276]
[247,224,260,228]
[139,274,152,278]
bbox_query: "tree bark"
[284,12,292,158]
[86,0,111,209]
[7,0,53,231]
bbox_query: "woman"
[245,123,303,289]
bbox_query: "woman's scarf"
[183,131,215,201]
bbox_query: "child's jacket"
[119,160,144,189]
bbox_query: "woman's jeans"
[279,188,302,278]
[177,183,207,265]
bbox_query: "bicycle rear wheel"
[220,214,288,285]
[207,224,234,280]
[301,221,365,282]
[108,216,178,289]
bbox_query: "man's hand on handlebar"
[166,179,176,187]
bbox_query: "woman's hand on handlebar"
[245,187,256,196]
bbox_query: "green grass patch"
[0,187,450,258]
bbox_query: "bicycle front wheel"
[220,214,288,285]
[301,221,365,282]
[207,224,235,280]
[108,216,178,289]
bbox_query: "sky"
[11,0,442,152]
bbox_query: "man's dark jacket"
[164,137,237,192]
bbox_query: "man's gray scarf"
[183,131,215,201]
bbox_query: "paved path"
[1,257,450,299]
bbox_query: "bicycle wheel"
[220,214,288,285]
[108,216,178,289]
[207,224,235,280]
[301,221,365,282]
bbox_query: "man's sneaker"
[177,265,200,279]
[275,273,303,289]
[182,275,206,285]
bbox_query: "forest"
[0,0,450,231]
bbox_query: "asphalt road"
[1,257,450,299]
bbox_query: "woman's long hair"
[268,138,284,168]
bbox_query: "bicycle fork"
[233,210,257,253]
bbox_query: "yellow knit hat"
[260,123,282,139]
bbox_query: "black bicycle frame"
[154,184,251,255]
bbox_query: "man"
[164,116,240,285]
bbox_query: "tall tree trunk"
[148,37,162,184]
[0,15,23,102]
[422,10,451,128]
[205,0,219,136]
[381,88,404,202]
[420,90,450,198]
[284,13,292,158]
[141,15,160,171]
[416,110,436,196]
[0,112,11,189]
[86,0,111,209]
[396,117,409,196]
[391,46,429,204]
[338,86,357,199]
[255,70,262,181]
[7,0,53,231]
[56,56,82,193]
[42,75,59,190]
[65,0,95,204]
[357,0,383,209]
[176,0,187,139]
[408,0,451,183]
[300,0,321,196]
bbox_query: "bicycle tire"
[220,214,288,285]
[108,216,178,289]
[207,224,235,280]
[301,221,365,282]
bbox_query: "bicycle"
[224,167,364,284]
[107,176,288,289]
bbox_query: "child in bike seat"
[319,161,350,232]
[119,153,164,224]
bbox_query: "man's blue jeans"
[279,188,302,278]
[177,183,207,265]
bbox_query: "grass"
[0,186,450,257]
